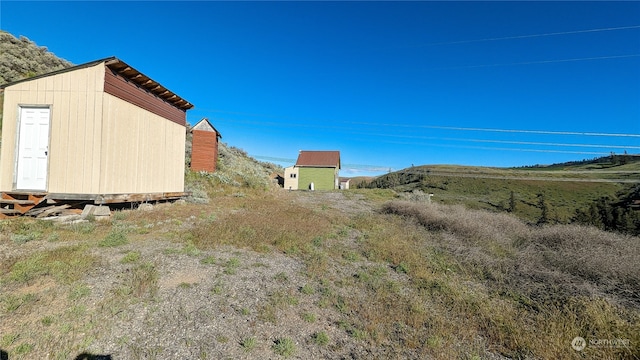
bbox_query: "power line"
[414,25,640,47]
[434,54,640,70]
[352,138,614,156]
[355,132,640,149]
[192,111,638,166]
[414,125,640,138]
[192,110,640,138]
[204,115,640,141]
[199,115,639,157]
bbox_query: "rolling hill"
[359,155,640,233]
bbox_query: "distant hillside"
[0,31,73,85]
[360,155,640,234]
[515,153,640,171]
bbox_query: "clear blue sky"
[2,1,639,176]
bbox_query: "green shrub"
[121,251,141,263]
[272,337,296,358]
[99,230,128,247]
[240,336,257,352]
[313,331,329,346]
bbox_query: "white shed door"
[16,107,50,190]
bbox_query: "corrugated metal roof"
[0,56,194,111]
[295,151,340,168]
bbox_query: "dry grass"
[0,190,638,359]
[187,192,338,256]
[380,201,640,307]
[364,200,640,358]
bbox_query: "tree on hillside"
[509,191,516,213]
[537,193,549,225]
[573,194,640,236]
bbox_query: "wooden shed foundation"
[0,191,188,219]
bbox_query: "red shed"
[190,118,222,172]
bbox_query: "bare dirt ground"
[88,190,405,359]
[2,190,410,359]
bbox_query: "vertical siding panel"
[48,74,62,192]
[29,78,38,102]
[134,113,144,193]
[158,118,167,191]
[134,108,142,192]
[82,67,96,193]
[137,108,145,192]
[35,76,45,103]
[164,122,172,190]
[144,117,154,191]
[164,123,171,190]
[93,67,104,194]
[76,68,88,193]
[44,76,55,104]
[44,76,55,192]
[67,73,80,193]
[62,71,71,92]
[112,96,122,193]
[109,97,120,193]
[114,106,124,193]
[108,94,117,194]
[169,123,176,190]
[52,72,63,191]
[165,122,173,190]
[0,89,17,190]
[64,71,73,193]
[160,120,168,190]
[115,98,125,193]
[99,95,111,193]
[139,114,150,192]
[149,117,161,191]
[149,118,158,191]
[175,122,186,191]
[52,72,72,192]
[170,123,179,190]
[127,108,139,192]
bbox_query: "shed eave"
[0,56,194,112]
[104,57,194,111]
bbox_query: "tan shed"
[0,57,193,216]
[190,118,221,173]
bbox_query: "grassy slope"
[365,156,640,224]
